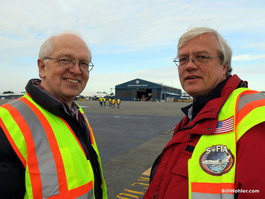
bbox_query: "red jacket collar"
[176,75,244,135]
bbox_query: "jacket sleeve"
[236,122,265,199]
[0,127,25,199]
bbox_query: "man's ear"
[222,65,228,77]
[38,59,46,78]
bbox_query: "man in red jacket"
[144,27,265,199]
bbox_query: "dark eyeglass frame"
[173,55,220,67]
[44,57,94,72]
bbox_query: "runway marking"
[114,115,149,120]
[79,105,88,108]
[116,168,151,198]
[142,168,151,176]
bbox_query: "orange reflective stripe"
[88,125,95,145]
[238,90,258,96]
[0,115,26,167]
[191,182,234,194]
[49,181,93,199]
[1,103,42,198]
[68,181,93,198]
[20,97,68,194]
[235,90,259,118]
[236,99,265,125]
[82,114,95,145]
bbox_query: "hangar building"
[115,78,182,101]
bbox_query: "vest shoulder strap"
[235,90,265,140]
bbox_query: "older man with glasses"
[144,27,265,199]
[0,33,108,199]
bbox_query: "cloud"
[1,0,265,94]
[231,61,265,91]
[244,43,265,51]
[233,54,265,61]
[1,0,265,54]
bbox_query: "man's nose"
[70,61,82,74]
[185,57,197,69]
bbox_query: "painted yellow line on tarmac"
[124,189,145,195]
[142,168,151,176]
[116,168,152,198]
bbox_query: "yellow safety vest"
[188,88,265,199]
[0,94,107,199]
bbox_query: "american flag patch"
[213,117,234,134]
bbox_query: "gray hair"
[178,27,232,76]
[39,36,54,59]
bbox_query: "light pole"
[110,88,114,96]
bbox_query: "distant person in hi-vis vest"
[0,33,108,199]
[144,27,265,199]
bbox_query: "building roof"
[115,78,180,90]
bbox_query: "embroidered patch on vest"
[213,117,234,134]
[200,145,234,176]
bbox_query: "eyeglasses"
[173,55,220,67]
[44,57,94,72]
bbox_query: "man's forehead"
[52,50,90,60]
[178,50,211,57]
[50,36,90,58]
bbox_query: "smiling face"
[38,34,90,106]
[178,33,228,97]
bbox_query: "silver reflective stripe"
[76,190,93,199]
[9,100,59,198]
[192,192,234,199]
[238,92,265,111]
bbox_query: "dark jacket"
[0,79,103,199]
[144,75,265,199]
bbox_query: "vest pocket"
[171,152,190,177]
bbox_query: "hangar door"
[137,88,152,101]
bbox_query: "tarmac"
[0,99,190,199]
[76,100,189,198]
